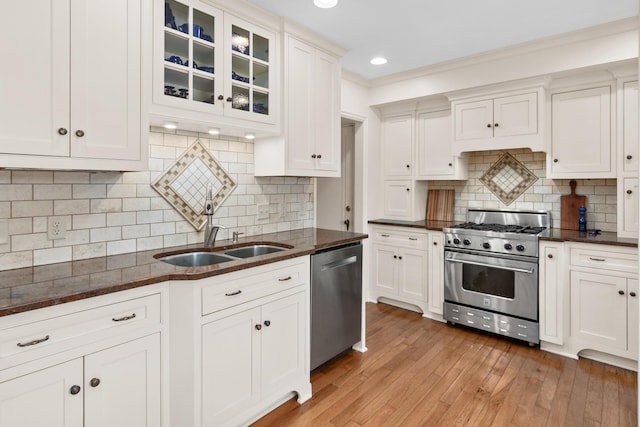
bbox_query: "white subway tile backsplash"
[91,199,122,213]
[107,239,137,256]
[137,236,164,251]
[122,224,150,239]
[137,210,164,224]
[90,227,122,243]
[13,171,53,184]
[34,246,71,266]
[0,185,33,201]
[12,233,52,251]
[12,201,53,218]
[34,185,72,200]
[73,214,106,230]
[107,184,137,198]
[55,200,90,216]
[123,198,150,212]
[73,242,107,260]
[73,184,106,199]
[54,171,90,184]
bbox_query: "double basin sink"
[155,244,290,267]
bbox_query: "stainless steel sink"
[158,251,236,267]
[223,245,287,259]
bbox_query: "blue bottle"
[578,206,587,232]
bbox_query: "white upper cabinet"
[152,0,278,135]
[617,79,638,238]
[620,80,638,173]
[415,110,467,180]
[449,86,545,155]
[547,85,614,178]
[0,0,149,171]
[382,113,414,178]
[254,31,343,177]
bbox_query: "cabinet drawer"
[202,262,306,316]
[371,226,428,249]
[569,246,638,275]
[0,294,161,362]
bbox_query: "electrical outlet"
[47,216,67,240]
[257,203,269,220]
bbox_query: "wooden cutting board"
[426,189,455,222]
[560,180,587,230]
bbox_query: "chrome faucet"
[232,231,244,243]
[203,183,225,247]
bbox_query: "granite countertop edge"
[0,228,368,317]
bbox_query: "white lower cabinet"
[0,287,164,427]
[201,292,306,426]
[170,256,311,427]
[369,225,444,319]
[539,241,638,367]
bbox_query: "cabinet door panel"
[372,245,397,294]
[570,271,626,351]
[428,233,444,315]
[622,81,638,173]
[382,114,413,177]
[454,100,493,140]
[416,110,455,177]
[0,358,83,427]
[550,86,612,176]
[84,334,161,427]
[539,243,563,344]
[0,1,70,156]
[622,178,639,234]
[628,279,638,357]
[261,292,305,396]
[202,307,261,425]
[313,49,340,172]
[70,0,142,161]
[383,181,413,218]
[493,92,537,137]
[398,248,427,301]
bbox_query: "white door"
[0,0,70,156]
[317,121,355,231]
[382,113,413,177]
[454,99,493,140]
[261,292,306,396]
[371,244,397,295]
[493,92,538,137]
[0,358,83,427]
[397,248,427,301]
[202,307,261,426]
[70,0,142,161]
[570,271,627,352]
[84,334,161,427]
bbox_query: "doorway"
[316,119,356,231]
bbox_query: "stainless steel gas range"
[443,209,551,346]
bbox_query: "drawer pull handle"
[451,316,459,321]
[17,335,50,347]
[112,313,136,322]
[482,316,492,320]
[225,290,242,296]
[517,324,527,329]
[499,328,508,333]
[408,237,418,241]
[381,234,390,237]
[278,276,292,282]
[589,257,606,262]
[517,333,527,338]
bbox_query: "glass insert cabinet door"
[161,0,223,112]
[223,16,275,123]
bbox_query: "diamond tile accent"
[151,140,237,230]
[479,152,538,206]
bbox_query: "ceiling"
[244,0,639,80]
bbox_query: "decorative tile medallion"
[479,152,538,206]
[151,140,237,230]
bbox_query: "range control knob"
[482,242,491,249]
[453,238,461,245]
[504,243,513,250]
[462,239,471,246]
[516,244,526,252]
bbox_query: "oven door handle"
[445,257,535,274]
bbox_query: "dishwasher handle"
[320,255,358,271]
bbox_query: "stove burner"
[450,222,546,235]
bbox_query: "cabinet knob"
[406,164,410,168]
[448,163,452,167]
[433,241,437,246]
[627,155,633,160]
[89,378,100,388]
[226,97,232,102]
[486,124,492,128]
[398,256,403,260]
[58,128,68,136]
[217,95,224,101]
[264,320,271,327]
[393,255,397,259]
[69,385,81,395]
[627,190,633,195]
[494,123,499,127]
[630,292,637,297]
[553,159,558,163]
[618,290,625,296]
[406,188,410,192]
[311,154,317,159]
[75,130,85,138]
[255,324,262,331]
[317,154,322,159]
[547,254,553,259]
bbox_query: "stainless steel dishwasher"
[310,243,362,370]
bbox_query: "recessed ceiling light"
[208,128,220,135]
[314,0,338,8]
[244,132,256,140]
[370,57,388,65]
[164,121,178,129]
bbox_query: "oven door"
[444,249,538,321]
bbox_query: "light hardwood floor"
[253,302,637,427]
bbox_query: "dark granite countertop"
[0,228,367,317]
[368,218,456,231]
[540,229,638,248]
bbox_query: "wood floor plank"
[251,303,637,427]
